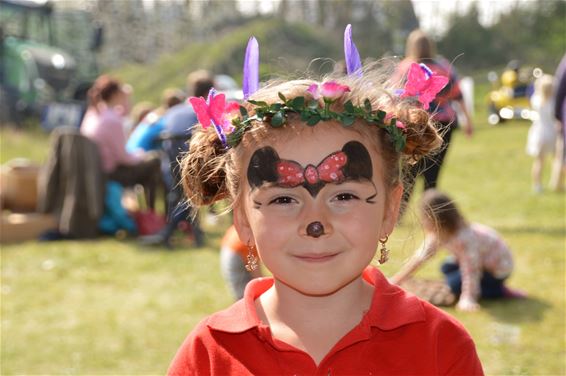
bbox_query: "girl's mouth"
[294,252,340,263]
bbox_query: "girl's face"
[234,122,402,296]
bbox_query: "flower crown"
[188,25,448,153]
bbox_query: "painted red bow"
[276,152,348,187]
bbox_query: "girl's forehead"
[253,123,375,164]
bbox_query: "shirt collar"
[207,266,425,333]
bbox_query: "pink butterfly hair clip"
[401,63,449,110]
[189,88,240,147]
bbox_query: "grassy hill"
[113,19,341,104]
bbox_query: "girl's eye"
[334,193,359,201]
[268,196,296,205]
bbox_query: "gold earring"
[245,244,259,271]
[378,235,389,265]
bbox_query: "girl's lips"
[294,253,339,262]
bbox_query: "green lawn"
[1,114,565,374]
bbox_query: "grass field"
[1,110,565,374]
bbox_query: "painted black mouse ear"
[247,146,280,189]
[341,141,373,181]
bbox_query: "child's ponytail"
[397,102,443,163]
[181,125,230,206]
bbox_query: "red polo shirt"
[168,267,484,375]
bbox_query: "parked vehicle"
[486,61,542,125]
[0,0,102,129]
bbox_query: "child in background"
[391,189,523,312]
[168,28,483,375]
[526,74,557,193]
[220,225,262,300]
[550,54,566,192]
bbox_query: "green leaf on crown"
[364,99,372,112]
[271,111,285,127]
[306,114,321,126]
[292,96,305,109]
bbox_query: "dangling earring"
[245,243,259,271]
[378,235,389,265]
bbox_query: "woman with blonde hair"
[396,29,473,212]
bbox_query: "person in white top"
[391,189,524,312]
[526,74,557,193]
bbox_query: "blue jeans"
[441,260,506,299]
[159,138,204,246]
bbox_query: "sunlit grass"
[0,125,49,165]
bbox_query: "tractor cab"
[0,0,102,128]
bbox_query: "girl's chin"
[276,275,364,297]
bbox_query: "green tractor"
[0,0,102,128]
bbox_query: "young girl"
[168,30,483,374]
[526,74,557,193]
[80,75,162,209]
[391,189,519,313]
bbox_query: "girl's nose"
[300,203,333,238]
[306,221,325,238]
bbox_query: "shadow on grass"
[481,296,552,324]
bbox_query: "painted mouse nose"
[300,200,333,238]
[306,221,325,238]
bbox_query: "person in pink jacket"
[81,75,161,209]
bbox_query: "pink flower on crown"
[223,101,241,133]
[307,81,351,100]
[385,113,406,130]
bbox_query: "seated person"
[127,101,155,136]
[81,75,161,209]
[126,88,185,154]
[220,225,262,300]
[139,71,214,248]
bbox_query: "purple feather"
[344,24,362,77]
[243,36,259,99]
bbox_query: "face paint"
[306,221,325,238]
[365,193,377,204]
[247,140,374,198]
